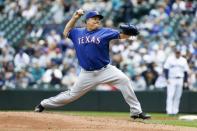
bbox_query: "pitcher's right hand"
[73,9,85,19]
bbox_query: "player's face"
[175,51,181,58]
[86,16,101,31]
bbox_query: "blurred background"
[0,0,196,92]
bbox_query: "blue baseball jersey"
[68,27,120,71]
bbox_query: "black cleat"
[34,104,45,112]
[131,112,151,120]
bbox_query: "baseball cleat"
[131,112,151,120]
[34,104,45,112]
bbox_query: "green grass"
[54,111,197,128]
[145,113,197,128]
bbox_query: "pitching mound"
[0,112,196,131]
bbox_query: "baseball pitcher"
[35,9,151,120]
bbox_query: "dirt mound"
[0,112,196,131]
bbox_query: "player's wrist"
[72,14,80,20]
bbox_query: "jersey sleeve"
[164,57,171,69]
[68,28,78,40]
[105,28,120,41]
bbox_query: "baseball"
[76,9,84,15]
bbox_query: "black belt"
[174,77,183,79]
[84,65,108,71]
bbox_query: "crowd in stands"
[0,0,196,91]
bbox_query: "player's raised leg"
[35,70,97,112]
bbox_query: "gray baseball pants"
[41,64,142,115]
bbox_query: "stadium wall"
[0,90,196,113]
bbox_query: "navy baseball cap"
[85,11,103,20]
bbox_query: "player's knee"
[118,75,130,84]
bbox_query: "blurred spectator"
[0,0,5,12]
[46,30,61,46]
[63,48,77,67]
[132,73,146,91]
[114,0,133,23]
[14,49,30,69]
[62,66,77,88]
[29,61,45,85]
[14,68,33,89]
[0,72,5,89]
[82,0,96,11]
[3,1,20,18]
[18,0,30,11]
[0,34,8,49]
[0,0,196,91]
[172,0,186,14]
[121,62,135,79]
[141,62,159,90]
[42,61,63,88]
[51,0,65,24]
[21,0,38,20]
[155,74,167,90]
[0,46,14,63]
[36,47,51,69]
[3,61,15,89]
[26,25,44,40]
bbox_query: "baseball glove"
[120,24,139,36]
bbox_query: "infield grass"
[56,111,197,128]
